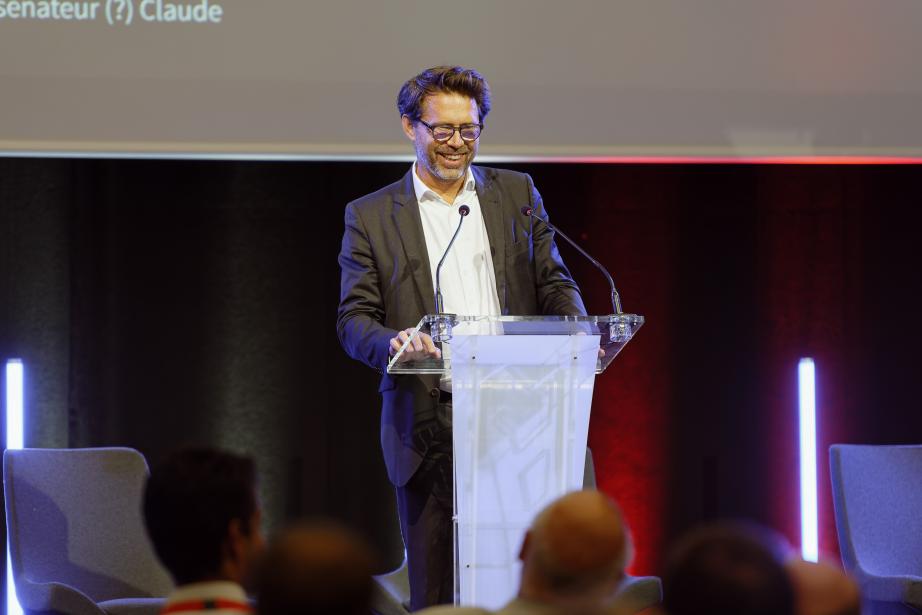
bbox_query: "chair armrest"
[611,574,663,614]
[15,579,106,615]
[899,575,922,609]
[853,571,922,608]
[371,563,410,615]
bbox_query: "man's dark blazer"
[337,165,586,487]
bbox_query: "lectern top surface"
[387,313,644,375]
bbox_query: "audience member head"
[662,522,795,615]
[143,447,263,587]
[256,520,378,615]
[786,559,861,615]
[518,489,631,614]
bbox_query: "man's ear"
[519,531,532,563]
[401,115,416,141]
[225,518,245,559]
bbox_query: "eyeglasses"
[417,119,483,143]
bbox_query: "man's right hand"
[389,328,442,362]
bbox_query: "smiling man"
[402,90,480,201]
[337,66,586,610]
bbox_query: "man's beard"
[418,142,472,182]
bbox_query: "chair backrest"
[3,447,174,603]
[829,444,922,577]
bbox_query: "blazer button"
[430,388,439,398]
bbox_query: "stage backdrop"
[2,159,922,577]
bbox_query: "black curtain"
[3,158,922,575]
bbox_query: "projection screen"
[1,0,921,160]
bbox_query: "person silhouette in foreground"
[786,558,860,615]
[144,448,265,615]
[661,522,795,615]
[256,519,378,615]
[419,489,632,615]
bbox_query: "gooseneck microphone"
[434,204,471,314]
[520,206,623,314]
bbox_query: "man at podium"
[337,65,586,610]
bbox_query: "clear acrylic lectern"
[387,314,643,610]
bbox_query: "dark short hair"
[143,448,258,585]
[663,523,795,615]
[397,66,492,123]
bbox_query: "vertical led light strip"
[798,357,819,562]
[5,359,24,615]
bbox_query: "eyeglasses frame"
[414,118,484,143]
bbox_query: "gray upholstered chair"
[3,447,174,615]
[830,444,922,615]
[371,561,411,615]
[370,448,662,614]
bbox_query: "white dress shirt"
[412,163,501,318]
[413,164,501,391]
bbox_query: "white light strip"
[6,360,24,449]
[798,357,819,562]
[6,359,24,615]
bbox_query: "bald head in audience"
[256,520,378,615]
[517,489,631,613]
[786,559,861,615]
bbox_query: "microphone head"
[458,205,471,216]
[520,206,534,216]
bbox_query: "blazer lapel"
[393,170,436,316]
[474,166,508,314]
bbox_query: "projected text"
[0,0,224,24]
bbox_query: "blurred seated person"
[786,559,860,615]
[255,519,378,615]
[419,489,633,615]
[143,448,264,615]
[661,522,795,615]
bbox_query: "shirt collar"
[166,581,248,605]
[412,162,476,205]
